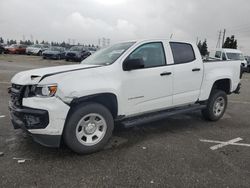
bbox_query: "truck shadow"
[12,110,217,158]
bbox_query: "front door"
[121,42,173,116]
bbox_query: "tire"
[202,90,227,121]
[66,58,69,61]
[38,51,42,56]
[63,103,114,154]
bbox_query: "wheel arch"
[210,78,231,95]
[68,93,118,119]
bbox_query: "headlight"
[33,84,57,97]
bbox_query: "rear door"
[170,42,203,106]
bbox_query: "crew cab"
[9,39,242,154]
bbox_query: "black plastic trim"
[9,102,49,129]
[117,104,206,128]
[31,134,61,148]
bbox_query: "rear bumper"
[233,83,241,94]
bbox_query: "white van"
[210,48,247,68]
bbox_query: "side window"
[222,52,227,60]
[215,51,222,58]
[170,42,196,64]
[127,42,166,68]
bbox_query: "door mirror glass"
[123,58,144,71]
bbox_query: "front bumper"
[9,102,49,129]
[9,96,70,148]
[9,102,61,147]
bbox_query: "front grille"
[10,84,25,107]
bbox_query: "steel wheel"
[213,96,225,117]
[76,113,107,146]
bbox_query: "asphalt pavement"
[0,55,250,188]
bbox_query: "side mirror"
[123,58,144,71]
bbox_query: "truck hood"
[11,64,100,85]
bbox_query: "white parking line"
[229,100,250,105]
[200,137,250,150]
[0,115,6,119]
[0,81,10,84]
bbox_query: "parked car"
[65,46,91,62]
[88,47,97,54]
[210,48,247,70]
[0,44,6,54]
[5,44,27,54]
[9,39,242,154]
[42,46,66,60]
[26,44,50,56]
[245,56,250,73]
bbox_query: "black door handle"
[192,68,201,72]
[160,72,172,76]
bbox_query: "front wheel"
[63,103,114,154]
[202,90,227,121]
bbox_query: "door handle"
[192,68,201,72]
[160,72,172,76]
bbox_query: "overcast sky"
[1,0,250,53]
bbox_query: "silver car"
[26,44,50,56]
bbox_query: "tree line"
[197,35,238,57]
[0,37,99,48]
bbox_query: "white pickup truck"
[9,39,242,154]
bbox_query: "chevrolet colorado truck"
[9,39,242,154]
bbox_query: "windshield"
[81,42,135,66]
[31,44,42,48]
[70,46,84,51]
[226,53,244,61]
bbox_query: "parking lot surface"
[0,55,250,187]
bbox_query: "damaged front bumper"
[8,95,70,148]
[9,102,61,147]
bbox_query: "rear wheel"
[63,103,114,154]
[202,90,227,121]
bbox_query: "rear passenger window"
[170,42,196,64]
